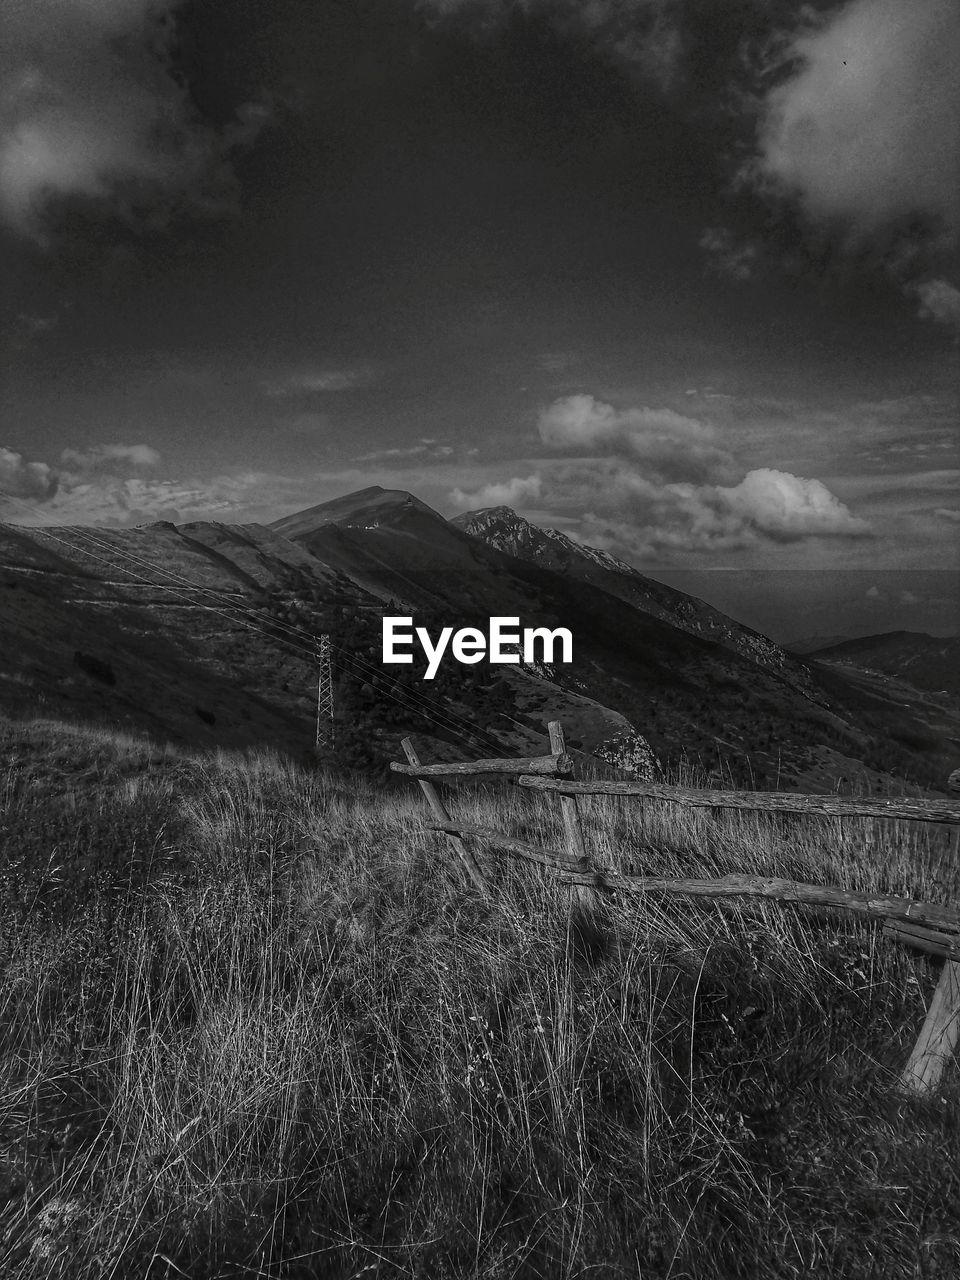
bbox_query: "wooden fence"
[391,721,960,1098]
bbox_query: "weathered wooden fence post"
[401,737,490,900]
[547,721,600,916]
[900,959,960,1097]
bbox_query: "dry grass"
[1,717,959,1278]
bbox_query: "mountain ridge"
[1,491,956,791]
[451,504,796,679]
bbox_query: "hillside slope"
[808,631,960,696]
[0,520,361,755]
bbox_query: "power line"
[3,501,315,652]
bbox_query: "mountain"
[271,486,443,540]
[451,505,796,679]
[1,490,957,791]
[787,633,854,656]
[269,489,958,790]
[806,632,960,697]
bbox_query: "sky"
[1,0,958,641]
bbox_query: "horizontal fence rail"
[517,777,960,826]
[430,822,960,931]
[391,751,573,778]
[883,920,960,962]
[395,721,960,1097]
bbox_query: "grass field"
[1,717,959,1278]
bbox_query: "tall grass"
[1,719,958,1278]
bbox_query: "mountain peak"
[452,505,637,575]
[270,486,443,539]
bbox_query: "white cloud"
[537,393,737,483]
[264,366,379,396]
[717,468,871,541]
[355,441,454,463]
[750,0,960,243]
[0,0,266,242]
[450,474,543,510]
[699,227,760,281]
[912,278,960,333]
[475,456,871,561]
[537,351,578,374]
[934,507,960,522]
[0,447,59,502]
[43,475,237,527]
[522,394,876,557]
[60,442,161,474]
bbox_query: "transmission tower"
[315,633,335,750]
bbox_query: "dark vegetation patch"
[72,651,116,686]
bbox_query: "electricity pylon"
[315,633,335,750]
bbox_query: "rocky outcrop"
[593,729,661,780]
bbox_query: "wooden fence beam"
[610,873,960,929]
[423,821,960,931]
[900,960,960,1096]
[391,752,573,779]
[430,822,584,872]
[401,738,490,900]
[883,919,960,962]
[517,777,960,826]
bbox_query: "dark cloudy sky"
[1,0,957,639]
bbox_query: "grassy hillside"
[1,718,959,1278]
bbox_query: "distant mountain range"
[804,631,960,697]
[1,486,957,791]
[787,634,854,655]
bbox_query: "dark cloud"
[418,0,686,88]
[0,0,267,243]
